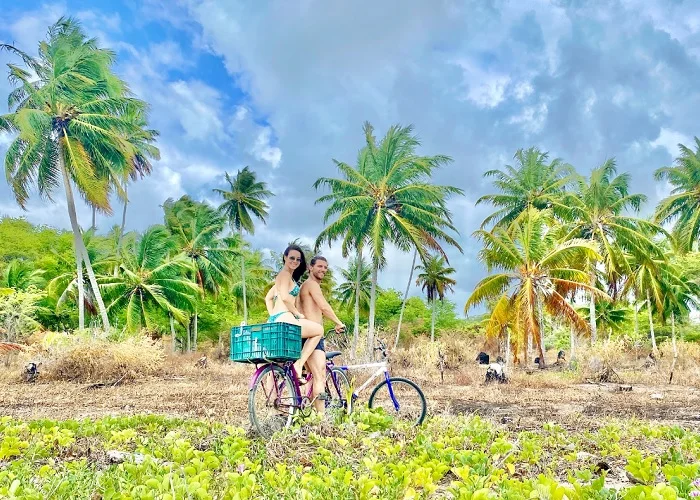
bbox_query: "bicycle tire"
[368,377,426,425]
[325,367,352,415]
[248,364,297,437]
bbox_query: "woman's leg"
[293,319,323,377]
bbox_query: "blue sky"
[1,0,700,312]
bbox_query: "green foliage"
[0,288,44,341]
[0,414,698,499]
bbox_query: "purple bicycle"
[248,332,426,437]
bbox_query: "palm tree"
[228,249,274,316]
[214,167,273,324]
[484,295,514,365]
[578,299,629,342]
[465,209,606,367]
[315,122,462,355]
[415,255,457,342]
[476,147,574,229]
[1,18,157,331]
[654,137,700,253]
[117,106,160,249]
[0,260,45,291]
[164,196,232,350]
[99,225,199,332]
[336,256,372,314]
[561,159,662,342]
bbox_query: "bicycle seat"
[325,351,342,360]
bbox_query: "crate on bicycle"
[230,322,301,363]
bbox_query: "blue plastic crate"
[230,322,301,363]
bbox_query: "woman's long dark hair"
[283,244,307,282]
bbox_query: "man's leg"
[307,346,327,413]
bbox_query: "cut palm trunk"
[647,290,658,354]
[669,312,678,384]
[351,251,362,359]
[367,261,379,361]
[394,248,418,349]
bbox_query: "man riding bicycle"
[299,255,345,412]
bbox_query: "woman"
[265,244,323,380]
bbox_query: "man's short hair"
[310,255,328,266]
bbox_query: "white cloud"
[451,58,510,108]
[513,80,534,100]
[508,102,548,134]
[168,80,224,141]
[250,128,282,169]
[651,128,691,157]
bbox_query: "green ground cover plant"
[0,411,698,499]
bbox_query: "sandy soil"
[1,357,698,431]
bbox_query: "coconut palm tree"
[1,18,157,330]
[654,137,700,253]
[561,159,662,342]
[476,147,574,229]
[415,255,457,342]
[315,122,462,354]
[214,167,273,323]
[99,225,199,331]
[578,299,629,343]
[164,196,232,350]
[466,209,606,368]
[336,256,372,314]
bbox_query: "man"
[299,255,345,412]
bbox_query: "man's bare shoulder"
[300,280,320,295]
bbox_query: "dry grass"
[31,336,165,382]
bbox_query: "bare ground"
[1,355,698,431]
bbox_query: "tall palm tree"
[228,249,274,316]
[214,167,273,323]
[654,137,700,253]
[578,299,629,342]
[117,106,160,249]
[415,255,457,342]
[466,209,606,367]
[315,122,462,354]
[99,225,199,331]
[336,256,373,314]
[561,159,661,342]
[1,18,157,330]
[476,147,574,229]
[164,196,232,350]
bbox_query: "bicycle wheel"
[368,377,426,425]
[249,364,297,437]
[325,368,352,416]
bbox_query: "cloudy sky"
[1,0,700,313]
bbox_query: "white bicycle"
[326,337,427,425]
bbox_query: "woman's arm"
[274,272,303,318]
[264,286,275,315]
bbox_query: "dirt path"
[2,364,698,430]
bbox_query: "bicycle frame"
[337,360,400,411]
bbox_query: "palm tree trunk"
[118,183,128,250]
[647,290,657,354]
[570,324,576,361]
[187,316,192,352]
[536,297,546,368]
[527,332,533,365]
[505,330,511,371]
[76,253,85,330]
[633,290,639,339]
[193,313,198,351]
[669,312,678,383]
[351,250,362,359]
[170,313,176,353]
[59,149,110,330]
[91,205,96,231]
[430,298,437,342]
[239,227,248,324]
[394,248,418,349]
[367,259,379,360]
[589,269,597,344]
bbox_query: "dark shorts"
[302,337,325,352]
